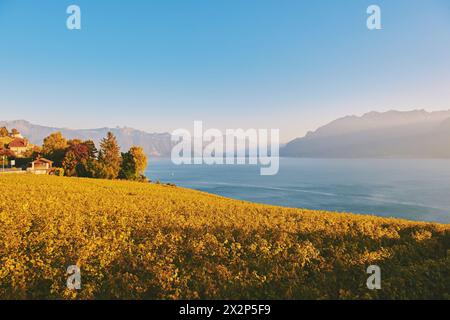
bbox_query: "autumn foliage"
[0,174,448,300]
[41,131,147,181]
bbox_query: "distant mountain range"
[282,110,450,158]
[3,109,450,159]
[0,120,173,157]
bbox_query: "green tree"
[97,132,121,179]
[42,132,68,167]
[84,140,98,158]
[62,150,78,177]
[88,159,107,179]
[119,152,134,180]
[119,146,148,181]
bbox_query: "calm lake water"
[145,158,450,224]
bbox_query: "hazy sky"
[1,0,450,142]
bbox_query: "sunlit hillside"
[0,174,448,299]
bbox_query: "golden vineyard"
[0,174,448,299]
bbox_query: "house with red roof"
[8,138,31,157]
[27,157,53,175]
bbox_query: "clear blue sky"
[1,0,450,141]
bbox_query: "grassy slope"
[0,174,448,299]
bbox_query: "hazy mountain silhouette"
[4,109,450,159]
[0,120,173,157]
[282,110,450,158]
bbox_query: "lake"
[145,158,450,223]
